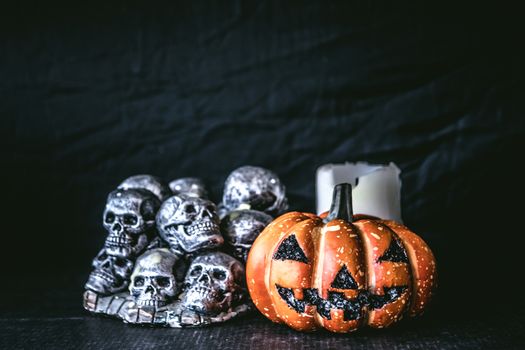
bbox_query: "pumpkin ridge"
[376,222,412,323]
[310,218,366,331]
[311,222,326,328]
[353,219,412,327]
[352,219,371,325]
[268,217,319,330]
[247,211,313,323]
[380,220,437,317]
[382,223,416,316]
[352,219,370,326]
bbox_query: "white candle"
[316,162,402,222]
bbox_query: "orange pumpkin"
[246,183,436,333]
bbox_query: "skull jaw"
[175,228,224,253]
[131,289,175,309]
[224,188,286,216]
[85,272,126,295]
[134,298,168,309]
[181,288,231,315]
[104,233,149,258]
[230,192,276,212]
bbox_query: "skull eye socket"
[123,214,138,225]
[213,269,227,280]
[156,277,171,288]
[134,277,145,287]
[251,192,276,210]
[185,204,196,213]
[97,252,108,260]
[140,199,159,221]
[190,265,202,277]
[105,212,115,224]
[114,258,127,267]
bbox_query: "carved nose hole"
[331,265,358,290]
[101,261,111,269]
[112,223,122,233]
[145,285,155,294]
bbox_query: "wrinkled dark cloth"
[3,2,525,346]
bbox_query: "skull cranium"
[118,174,172,202]
[156,195,224,254]
[221,210,273,262]
[129,248,180,308]
[103,189,160,258]
[221,166,288,217]
[180,252,245,315]
[169,177,208,199]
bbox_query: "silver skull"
[118,174,172,202]
[221,210,273,262]
[221,166,288,217]
[156,195,224,254]
[180,252,245,315]
[129,248,180,308]
[103,189,160,258]
[169,177,209,199]
[85,249,134,294]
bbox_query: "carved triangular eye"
[273,234,308,263]
[378,237,408,263]
[330,265,358,289]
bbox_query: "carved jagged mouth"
[275,284,407,321]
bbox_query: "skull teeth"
[185,222,219,235]
[92,270,116,284]
[106,235,132,246]
[136,299,164,307]
[188,285,221,296]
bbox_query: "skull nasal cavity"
[199,273,210,283]
[112,223,122,232]
[145,285,155,293]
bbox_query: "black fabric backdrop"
[3,0,525,335]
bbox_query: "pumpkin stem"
[324,183,353,223]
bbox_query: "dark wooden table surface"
[1,283,523,349]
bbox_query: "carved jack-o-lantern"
[246,183,436,333]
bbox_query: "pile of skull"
[83,166,288,327]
